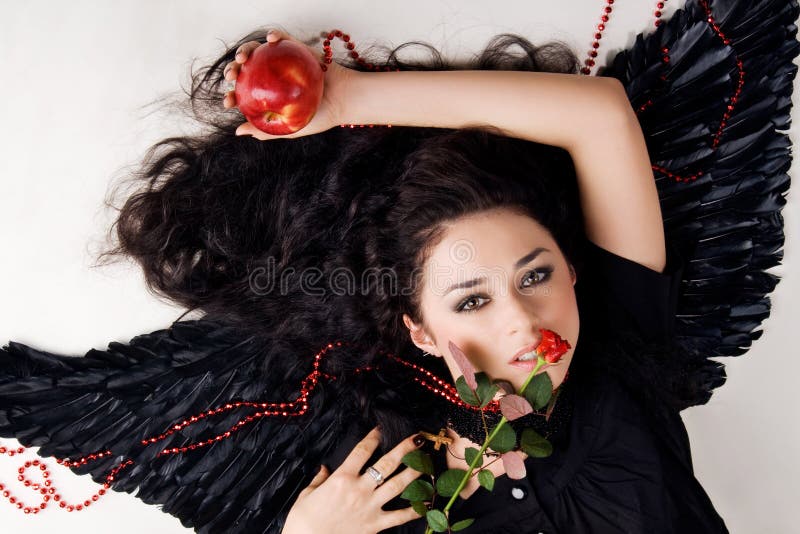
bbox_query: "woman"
[221,28,726,532]
[2,0,796,531]
[217,29,725,532]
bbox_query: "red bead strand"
[318,29,399,129]
[582,0,742,183]
[6,1,745,515]
[0,339,567,516]
[641,0,743,182]
[326,2,740,185]
[0,446,108,515]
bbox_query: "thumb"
[235,120,307,140]
[235,121,273,139]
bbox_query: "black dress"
[323,239,730,534]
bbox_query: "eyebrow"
[444,247,551,295]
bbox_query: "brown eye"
[521,267,553,288]
[455,295,487,313]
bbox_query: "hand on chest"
[443,429,529,499]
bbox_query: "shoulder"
[573,371,654,437]
[594,375,655,437]
[576,237,686,344]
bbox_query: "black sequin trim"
[443,377,575,448]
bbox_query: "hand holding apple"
[234,35,323,135]
[223,29,356,140]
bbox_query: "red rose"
[537,329,571,364]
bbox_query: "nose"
[505,290,541,337]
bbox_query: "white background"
[0,1,797,532]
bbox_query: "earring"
[422,350,433,357]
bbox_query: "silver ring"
[366,466,384,487]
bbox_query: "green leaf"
[435,468,469,497]
[411,500,428,517]
[426,509,449,532]
[477,469,495,491]
[475,372,499,407]
[487,423,516,453]
[464,447,483,468]
[520,427,553,458]
[452,518,475,531]
[455,375,481,406]
[401,449,434,475]
[523,372,553,410]
[400,479,434,501]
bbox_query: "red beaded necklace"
[1,0,748,517]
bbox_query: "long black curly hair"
[93,26,713,449]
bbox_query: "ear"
[569,263,577,286]
[402,313,439,356]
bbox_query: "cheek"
[529,277,580,348]
[418,297,471,350]
[423,310,492,369]
[555,285,580,334]
[553,287,580,351]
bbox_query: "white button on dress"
[510,486,526,500]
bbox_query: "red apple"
[234,39,325,135]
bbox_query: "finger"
[339,426,382,475]
[372,466,424,505]
[223,90,236,109]
[297,464,329,498]
[361,432,424,490]
[223,60,240,82]
[234,41,261,63]
[266,29,282,43]
[308,464,329,489]
[375,506,426,532]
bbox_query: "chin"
[505,350,573,393]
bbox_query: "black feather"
[1,1,798,532]
[598,0,800,404]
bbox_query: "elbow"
[592,76,638,126]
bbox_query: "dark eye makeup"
[453,266,554,314]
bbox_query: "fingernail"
[413,434,425,447]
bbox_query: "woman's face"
[402,207,579,395]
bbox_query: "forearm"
[343,68,667,272]
[342,69,624,150]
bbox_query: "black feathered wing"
[3,2,798,530]
[597,0,800,405]
[0,318,356,534]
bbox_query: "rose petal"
[499,394,533,421]
[448,340,477,391]
[501,451,527,480]
[538,328,571,364]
